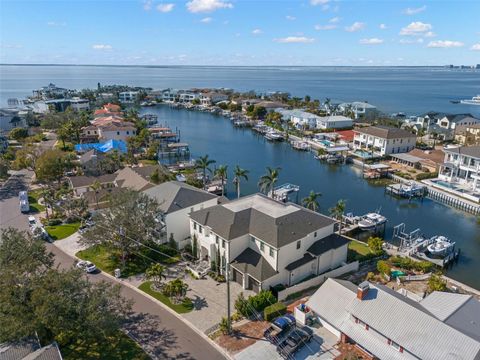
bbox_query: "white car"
[76,260,97,273]
[28,216,37,227]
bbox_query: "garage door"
[248,276,260,293]
[232,269,243,286]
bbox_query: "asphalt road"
[0,171,226,360]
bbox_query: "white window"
[296,241,301,250]
[390,341,401,351]
[193,223,197,231]
[269,247,274,258]
[260,242,264,251]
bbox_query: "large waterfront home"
[316,115,353,130]
[144,181,220,248]
[438,146,480,194]
[189,194,349,293]
[353,126,416,156]
[307,279,480,360]
[289,110,321,129]
[200,92,229,106]
[118,91,139,103]
[178,90,201,104]
[338,101,378,120]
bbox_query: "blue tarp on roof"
[74,139,127,154]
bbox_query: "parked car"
[76,260,97,273]
[276,326,313,358]
[28,216,37,227]
[264,314,296,342]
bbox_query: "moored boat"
[460,95,480,105]
[358,212,387,230]
[427,236,455,256]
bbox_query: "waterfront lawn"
[45,222,81,240]
[28,190,45,213]
[62,331,149,360]
[76,244,180,278]
[138,281,193,314]
[139,159,158,166]
[348,240,373,262]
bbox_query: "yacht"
[460,95,480,105]
[427,236,455,257]
[265,131,284,141]
[358,212,387,230]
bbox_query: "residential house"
[44,98,89,112]
[254,101,285,112]
[143,181,219,248]
[32,83,70,99]
[161,88,179,102]
[0,108,27,132]
[79,149,107,176]
[118,91,139,103]
[353,126,417,156]
[0,338,63,360]
[455,124,480,146]
[289,110,321,129]
[316,115,353,130]
[178,91,200,104]
[69,173,117,197]
[438,146,480,193]
[307,279,480,360]
[189,194,349,293]
[338,102,378,120]
[97,121,136,142]
[200,92,229,106]
[436,113,480,132]
[390,148,445,173]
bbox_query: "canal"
[142,105,480,289]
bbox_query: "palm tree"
[145,263,167,289]
[90,180,102,208]
[258,166,281,199]
[329,199,347,234]
[233,165,249,199]
[214,165,228,197]
[302,191,322,212]
[196,155,216,189]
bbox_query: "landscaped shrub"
[264,302,287,322]
[47,219,62,226]
[377,260,391,276]
[416,172,439,180]
[235,290,276,317]
[389,256,435,273]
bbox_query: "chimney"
[357,281,369,300]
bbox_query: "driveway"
[182,275,255,333]
[234,326,340,360]
[0,170,34,233]
[53,232,86,257]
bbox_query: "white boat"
[358,212,387,230]
[265,131,284,141]
[291,141,309,151]
[460,95,480,105]
[427,236,455,256]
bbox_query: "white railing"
[277,261,359,301]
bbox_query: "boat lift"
[269,183,300,203]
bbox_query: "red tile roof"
[335,130,355,142]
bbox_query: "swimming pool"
[353,150,375,159]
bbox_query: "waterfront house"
[178,90,200,104]
[200,92,229,106]
[455,124,480,146]
[338,102,378,120]
[118,91,139,103]
[438,146,480,193]
[353,126,416,156]
[144,181,219,248]
[160,88,179,102]
[289,110,321,129]
[0,108,27,132]
[254,100,285,112]
[436,113,480,132]
[189,194,349,293]
[32,83,70,100]
[96,121,136,142]
[307,279,480,360]
[316,115,353,130]
[390,148,444,173]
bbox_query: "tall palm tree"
[302,191,322,212]
[329,199,347,234]
[258,166,281,199]
[214,165,228,197]
[196,155,216,188]
[90,180,102,208]
[233,165,249,199]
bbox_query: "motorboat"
[358,212,387,230]
[460,95,480,105]
[427,236,455,256]
[265,131,284,141]
[291,141,309,151]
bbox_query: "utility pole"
[226,259,231,334]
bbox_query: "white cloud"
[156,3,175,12]
[471,43,480,51]
[92,44,113,50]
[286,15,296,21]
[186,0,233,13]
[345,22,365,32]
[400,38,424,44]
[310,0,329,5]
[200,17,212,23]
[403,5,427,15]
[252,29,263,35]
[400,22,432,36]
[424,31,436,38]
[314,24,337,31]
[47,21,66,27]
[427,40,464,48]
[379,23,387,30]
[359,38,384,45]
[329,17,340,23]
[143,0,152,10]
[274,36,315,43]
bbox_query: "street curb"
[66,246,234,360]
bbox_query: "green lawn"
[138,281,193,314]
[347,240,374,262]
[139,159,158,165]
[76,244,180,278]
[45,222,81,240]
[28,190,45,213]
[62,331,149,360]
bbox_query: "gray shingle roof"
[308,279,480,360]
[444,146,480,159]
[189,194,335,248]
[355,125,416,139]
[307,234,349,256]
[0,339,40,360]
[69,174,116,188]
[444,113,478,123]
[230,248,278,282]
[285,253,315,271]
[143,181,217,214]
[21,343,62,360]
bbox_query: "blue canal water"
[1,65,480,288]
[141,105,480,289]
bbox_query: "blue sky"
[1,0,479,66]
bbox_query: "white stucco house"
[353,126,417,156]
[338,101,378,120]
[316,115,353,130]
[289,110,321,129]
[118,91,139,103]
[189,194,349,293]
[144,181,220,248]
[200,92,229,106]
